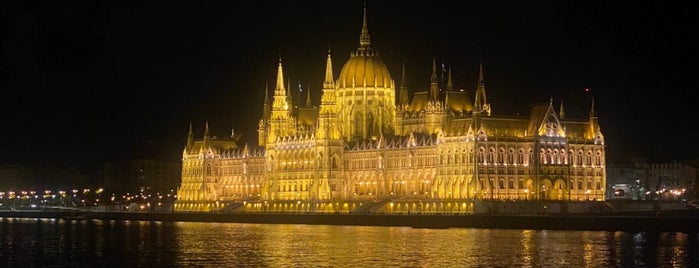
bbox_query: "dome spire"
[359,2,371,49]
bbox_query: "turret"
[399,63,410,106]
[186,121,194,151]
[429,57,439,101]
[473,62,490,115]
[203,121,210,145]
[446,66,454,91]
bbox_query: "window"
[518,149,524,164]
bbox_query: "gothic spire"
[203,121,210,144]
[446,66,454,91]
[474,62,487,111]
[323,49,335,89]
[559,100,565,119]
[305,87,312,108]
[275,57,286,95]
[399,63,409,105]
[429,57,439,100]
[186,121,193,149]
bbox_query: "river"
[0,217,696,267]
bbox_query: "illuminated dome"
[335,7,396,141]
[337,49,392,88]
[337,6,391,88]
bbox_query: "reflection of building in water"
[175,6,606,212]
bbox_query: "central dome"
[338,49,392,88]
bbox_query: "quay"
[0,207,697,233]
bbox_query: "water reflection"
[0,218,696,267]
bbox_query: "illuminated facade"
[175,7,606,212]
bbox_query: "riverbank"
[1,210,697,233]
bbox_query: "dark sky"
[1,1,697,170]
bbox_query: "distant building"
[0,164,92,192]
[606,161,698,201]
[104,159,181,194]
[635,162,697,201]
[176,6,606,212]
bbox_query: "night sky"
[1,1,697,170]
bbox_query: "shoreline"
[1,210,697,233]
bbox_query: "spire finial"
[359,2,371,48]
[589,95,596,117]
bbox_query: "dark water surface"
[0,217,697,267]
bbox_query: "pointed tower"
[286,78,294,115]
[258,82,272,146]
[186,121,194,151]
[446,66,454,91]
[399,63,409,106]
[473,62,490,116]
[315,49,343,200]
[559,100,565,120]
[587,96,600,139]
[268,57,295,144]
[429,57,439,101]
[318,49,340,140]
[203,121,210,146]
[305,87,312,108]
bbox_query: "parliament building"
[175,8,606,213]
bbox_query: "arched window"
[498,148,505,164]
[518,149,524,164]
[507,149,515,164]
[478,148,485,164]
[595,151,602,166]
[586,151,592,165]
[488,148,495,164]
[577,150,583,165]
[540,149,547,163]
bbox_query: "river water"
[0,217,696,267]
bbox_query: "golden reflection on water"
[0,219,698,267]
